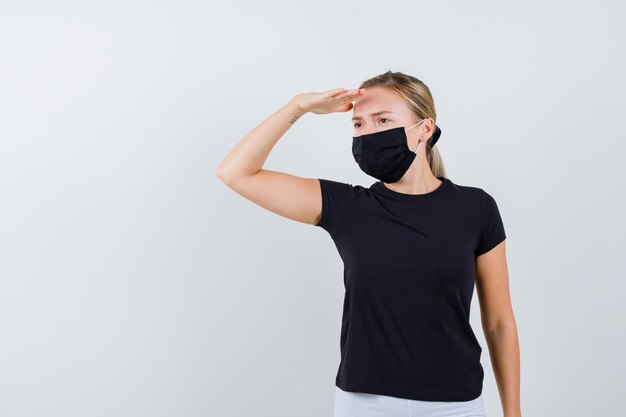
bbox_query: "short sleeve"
[475,190,506,256]
[316,178,361,237]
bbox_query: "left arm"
[475,240,522,417]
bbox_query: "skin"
[350,87,441,195]
[216,86,522,417]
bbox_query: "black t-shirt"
[315,176,506,401]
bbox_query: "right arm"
[215,88,366,225]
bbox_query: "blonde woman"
[216,71,521,417]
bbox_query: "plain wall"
[1,1,625,416]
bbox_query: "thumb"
[339,102,353,112]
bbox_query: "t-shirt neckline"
[374,176,450,200]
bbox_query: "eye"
[354,118,389,128]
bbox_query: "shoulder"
[318,178,367,192]
[317,178,369,203]
[316,178,370,235]
[452,180,506,230]
[445,179,505,219]
[446,178,489,202]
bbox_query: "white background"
[1,1,625,416]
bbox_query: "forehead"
[351,87,406,120]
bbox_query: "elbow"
[483,316,517,337]
[215,164,232,184]
[216,166,225,181]
[216,168,243,188]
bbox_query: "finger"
[327,87,347,98]
[334,88,363,100]
[338,92,364,103]
[332,102,353,113]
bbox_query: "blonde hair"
[358,70,447,178]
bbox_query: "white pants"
[334,386,487,417]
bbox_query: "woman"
[216,71,522,417]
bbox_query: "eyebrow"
[351,110,395,121]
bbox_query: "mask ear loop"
[406,119,426,153]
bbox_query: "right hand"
[293,87,367,115]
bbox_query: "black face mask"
[352,119,439,183]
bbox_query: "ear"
[423,117,436,139]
